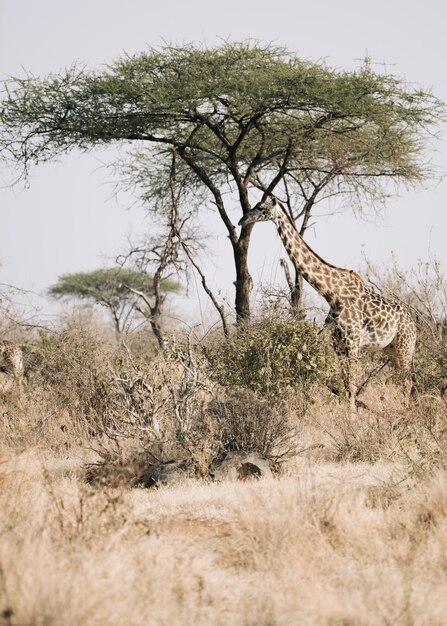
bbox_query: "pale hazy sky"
[1,0,446,325]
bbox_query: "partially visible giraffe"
[0,339,25,393]
[239,196,417,410]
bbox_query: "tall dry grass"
[1,449,447,626]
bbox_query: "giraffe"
[0,339,25,393]
[239,196,417,410]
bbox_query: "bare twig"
[355,359,390,398]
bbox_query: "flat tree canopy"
[1,42,444,320]
[48,267,178,334]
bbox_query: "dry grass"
[1,447,447,626]
[2,382,447,625]
[1,316,447,625]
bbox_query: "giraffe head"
[238,195,283,227]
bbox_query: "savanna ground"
[1,308,447,626]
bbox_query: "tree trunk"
[233,228,252,322]
[112,310,123,341]
[280,258,305,319]
[150,314,167,351]
[291,270,306,319]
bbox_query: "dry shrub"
[0,318,120,453]
[80,332,219,483]
[86,334,305,481]
[32,320,113,424]
[207,389,302,467]
[323,410,411,463]
[0,314,168,455]
[413,324,447,395]
[309,388,447,476]
[85,434,187,489]
[0,322,217,483]
[0,393,73,453]
[400,397,447,477]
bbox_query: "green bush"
[205,318,337,399]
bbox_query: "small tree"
[118,151,230,342]
[48,267,179,337]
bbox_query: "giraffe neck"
[272,211,350,306]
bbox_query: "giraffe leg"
[347,350,359,413]
[330,323,361,411]
[14,371,25,394]
[384,315,417,403]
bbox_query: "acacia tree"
[48,267,178,337]
[1,42,443,320]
